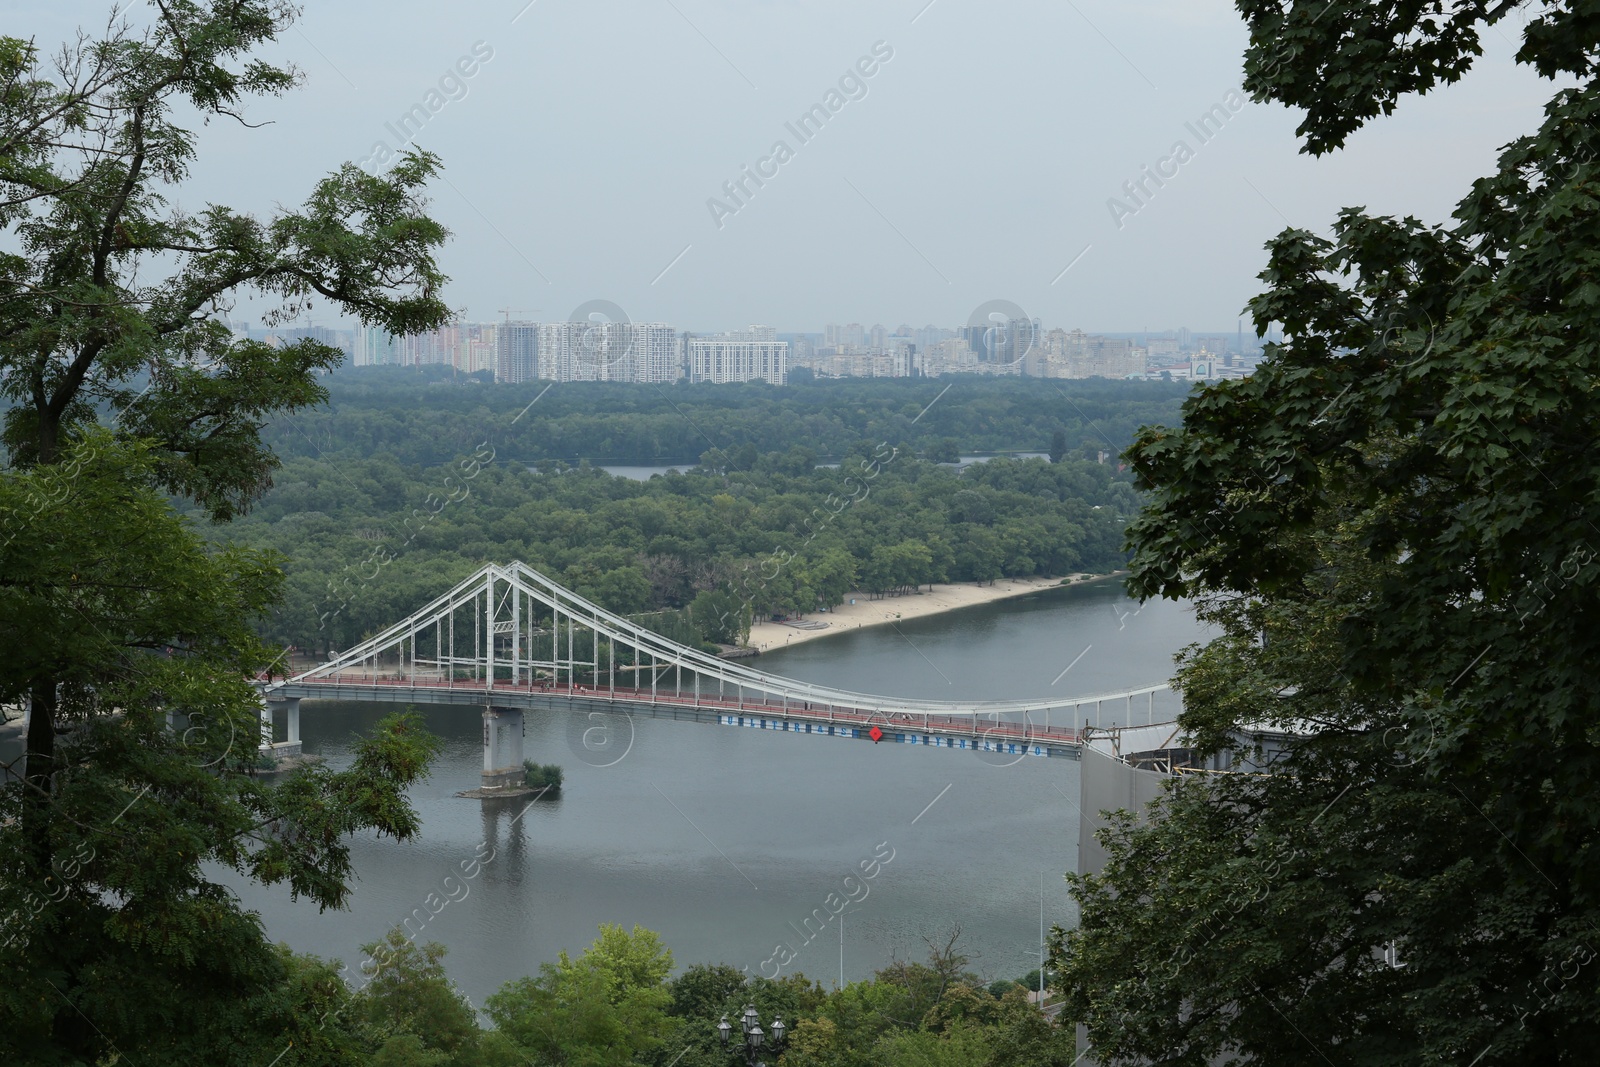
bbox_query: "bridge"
[261,562,1178,788]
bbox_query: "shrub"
[522,761,564,792]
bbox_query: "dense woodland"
[218,373,1177,653]
[260,366,1189,467]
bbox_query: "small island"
[522,761,564,793]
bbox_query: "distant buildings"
[322,315,1259,386]
[686,329,788,385]
[353,322,495,374]
[353,326,396,367]
[631,324,681,383]
[496,322,538,383]
[959,317,1039,370]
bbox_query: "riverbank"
[745,572,1124,653]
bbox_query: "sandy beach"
[744,573,1121,653]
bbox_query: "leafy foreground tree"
[487,924,677,1067]
[348,929,528,1067]
[1056,1,1600,1063]
[0,1,450,1061]
[0,438,442,1062]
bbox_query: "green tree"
[690,588,750,645]
[979,991,1079,1067]
[486,924,675,1066]
[0,3,449,1060]
[1047,428,1067,464]
[370,1035,450,1067]
[667,962,749,1022]
[353,930,482,1062]
[0,439,442,1064]
[951,526,1004,585]
[871,1024,990,1067]
[1059,2,1600,1062]
[809,547,860,610]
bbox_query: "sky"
[19,1,1567,334]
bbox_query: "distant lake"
[581,453,1051,481]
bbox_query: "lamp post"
[717,1004,785,1066]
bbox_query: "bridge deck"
[270,675,1086,758]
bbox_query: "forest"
[260,366,1189,467]
[219,373,1180,654]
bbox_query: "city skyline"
[256,314,1254,387]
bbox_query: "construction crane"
[497,307,541,324]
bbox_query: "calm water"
[222,581,1207,1005]
[599,453,1049,481]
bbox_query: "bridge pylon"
[482,705,525,790]
[256,690,302,762]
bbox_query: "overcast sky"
[22,1,1564,333]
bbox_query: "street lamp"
[717,1005,786,1066]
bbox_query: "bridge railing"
[272,562,1179,730]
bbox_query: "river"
[220,580,1208,1006]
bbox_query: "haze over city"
[17,0,1561,331]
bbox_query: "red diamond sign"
[868,726,883,742]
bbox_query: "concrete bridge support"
[482,705,525,790]
[259,695,303,761]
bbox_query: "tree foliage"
[1057,2,1600,1063]
[213,383,1144,653]
[0,4,450,1061]
[261,369,1187,469]
[486,923,675,1067]
[0,435,443,1063]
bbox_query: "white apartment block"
[535,321,629,382]
[687,337,788,385]
[798,346,921,379]
[629,323,682,383]
[530,321,681,383]
[922,337,978,377]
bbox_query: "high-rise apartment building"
[825,323,866,349]
[535,322,594,381]
[1075,337,1145,378]
[496,322,539,383]
[914,324,951,353]
[354,326,397,367]
[961,317,1039,366]
[629,323,682,383]
[923,337,977,377]
[396,323,448,367]
[508,321,685,383]
[687,336,787,385]
[388,321,496,373]
[1144,337,1181,362]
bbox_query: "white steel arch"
[271,562,1176,724]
